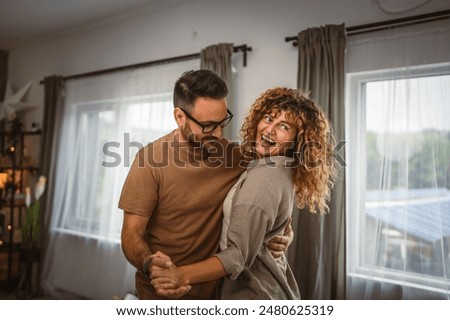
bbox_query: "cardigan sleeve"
[214,161,292,279]
[214,204,272,279]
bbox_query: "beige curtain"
[39,76,65,292]
[0,50,8,101]
[200,43,234,139]
[288,24,346,299]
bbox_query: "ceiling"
[1,0,449,51]
[0,0,167,50]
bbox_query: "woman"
[150,87,337,299]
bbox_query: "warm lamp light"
[0,173,7,189]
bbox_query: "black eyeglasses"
[179,108,233,134]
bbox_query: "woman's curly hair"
[240,87,337,214]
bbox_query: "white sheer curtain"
[346,19,450,299]
[41,59,199,299]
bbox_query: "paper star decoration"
[0,81,37,121]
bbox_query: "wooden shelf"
[0,166,39,171]
[0,129,41,294]
[0,130,42,135]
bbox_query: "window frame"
[346,62,450,294]
[53,92,174,241]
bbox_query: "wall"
[5,0,450,299]
[7,0,450,138]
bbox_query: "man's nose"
[212,125,223,138]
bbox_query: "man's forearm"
[121,231,153,272]
[121,211,153,274]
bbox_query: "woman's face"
[255,110,297,157]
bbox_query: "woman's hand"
[149,251,191,299]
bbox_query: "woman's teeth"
[261,135,276,146]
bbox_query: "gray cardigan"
[215,156,301,300]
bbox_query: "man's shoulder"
[148,131,174,146]
[140,131,173,149]
[219,138,245,169]
[136,131,174,166]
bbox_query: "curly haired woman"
[149,87,337,299]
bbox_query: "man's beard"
[180,123,221,155]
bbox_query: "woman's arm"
[150,217,293,293]
[150,205,272,297]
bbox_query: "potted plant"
[17,175,46,298]
[22,176,46,246]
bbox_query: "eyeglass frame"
[177,107,233,134]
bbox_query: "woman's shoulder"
[235,156,294,204]
[246,156,293,181]
[233,165,294,218]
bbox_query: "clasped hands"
[149,251,190,299]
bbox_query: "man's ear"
[174,107,185,126]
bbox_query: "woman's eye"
[280,124,289,130]
[264,115,272,122]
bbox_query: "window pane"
[364,75,450,280]
[61,94,175,239]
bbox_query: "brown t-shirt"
[118,131,244,299]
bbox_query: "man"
[119,70,291,299]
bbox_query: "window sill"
[52,228,121,244]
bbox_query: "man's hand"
[267,217,294,259]
[149,251,191,299]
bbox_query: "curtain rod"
[39,44,252,84]
[285,9,450,45]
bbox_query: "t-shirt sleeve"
[118,148,159,217]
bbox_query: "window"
[50,60,198,242]
[347,64,450,295]
[56,94,175,240]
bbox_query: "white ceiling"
[0,0,167,50]
[1,0,449,51]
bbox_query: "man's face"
[176,97,228,151]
